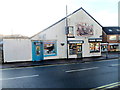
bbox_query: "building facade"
[102,27,120,52]
[31,7,103,61]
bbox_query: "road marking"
[107,83,120,89]
[65,67,99,73]
[110,64,120,67]
[0,75,39,81]
[95,59,118,63]
[90,82,120,90]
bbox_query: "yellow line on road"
[107,83,120,89]
[90,82,120,90]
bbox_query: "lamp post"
[65,5,68,60]
[106,42,109,59]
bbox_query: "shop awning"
[88,38,102,42]
[68,40,84,43]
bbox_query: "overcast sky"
[0,0,119,37]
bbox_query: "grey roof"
[30,7,103,38]
[103,27,120,35]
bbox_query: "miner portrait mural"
[77,23,93,36]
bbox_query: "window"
[69,43,82,55]
[67,26,74,37]
[36,46,40,56]
[69,43,77,55]
[110,45,119,51]
[101,45,107,52]
[44,41,57,57]
[109,29,112,32]
[109,35,116,40]
[90,43,100,53]
[119,36,120,40]
[117,29,120,31]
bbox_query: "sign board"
[68,40,84,44]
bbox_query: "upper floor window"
[109,29,112,32]
[109,35,116,40]
[67,26,74,37]
[119,36,120,40]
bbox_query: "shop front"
[32,40,57,61]
[43,41,57,57]
[88,38,102,54]
[32,41,44,61]
[68,40,84,58]
[108,43,119,51]
[101,43,108,52]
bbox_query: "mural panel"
[76,23,93,36]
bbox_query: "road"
[1,59,120,89]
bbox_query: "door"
[76,44,82,58]
[32,41,44,61]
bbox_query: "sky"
[0,0,119,37]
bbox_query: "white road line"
[65,67,99,73]
[110,64,120,67]
[0,74,39,81]
[96,59,118,63]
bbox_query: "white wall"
[31,19,68,59]
[3,39,32,62]
[67,9,102,57]
[31,8,102,59]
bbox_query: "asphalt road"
[1,59,120,89]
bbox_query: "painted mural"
[76,23,93,36]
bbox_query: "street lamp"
[65,5,68,60]
[106,42,109,59]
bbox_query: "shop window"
[67,26,74,37]
[101,45,107,52]
[44,41,57,57]
[69,44,77,55]
[110,45,119,51]
[90,43,100,53]
[109,35,116,40]
[69,43,82,55]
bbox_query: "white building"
[31,7,103,61]
[2,7,103,63]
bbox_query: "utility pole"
[66,5,69,59]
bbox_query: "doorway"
[32,41,44,61]
[69,43,82,58]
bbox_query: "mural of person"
[76,23,93,36]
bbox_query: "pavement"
[1,52,120,69]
